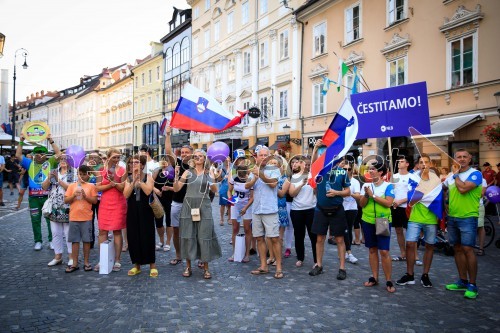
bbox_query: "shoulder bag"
[149,192,165,219]
[373,186,390,237]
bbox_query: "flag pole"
[387,137,394,182]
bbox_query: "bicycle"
[475,215,496,251]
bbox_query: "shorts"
[231,205,252,220]
[311,205,347,237]
[68,221,92,243]
[406,222,437,245]
[391,206,408,229]
[478,205,485,228]
[170,201,182,228]
[252,213,279,238]
[361,220,392,251]
[447,216,478,247]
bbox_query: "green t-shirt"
[360,182,395,224]
[409,202,437,225]
[443,168,482,218]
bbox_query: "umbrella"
[0,131,20,146]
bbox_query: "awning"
[427,114,484,138]
[249,138,269,151]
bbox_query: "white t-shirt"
[480,178,487,206]
[392,172,418,208]
[343,177,360,211]
[230,176,252,208]
[144,159,160,175]
[291,173,317,210]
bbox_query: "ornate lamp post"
[11,48,29,150]
[0,33,5,58]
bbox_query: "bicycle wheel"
[482,216,496,249]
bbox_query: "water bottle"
[325,180,332,192]
[76,182,82,200]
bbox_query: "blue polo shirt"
[317,166,351,206]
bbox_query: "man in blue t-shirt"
[310,152,351,280]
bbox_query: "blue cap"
[233,149,246,160]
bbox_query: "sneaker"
[34,242,42,251]
[163,244,171,252]
[347,253,358,264]
[416,260,423,266]
[420,274,433,288]
[445,279,468,291]
[396,273,415,286]
[47,258,62,266]
[155,242,163,251]
[464,284,478,299]
[345,253,349,259]
[284,248,291,258]
[337,269,347,280]
[49,242,54,250]
[308,265,323,276]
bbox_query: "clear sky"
[0,0,188,103]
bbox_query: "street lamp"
[494,91,500,118]
[0,33,5,58]
[11,48,29,150]
[282,123,302,145]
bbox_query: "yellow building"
[131,42,164,156]
[296,0,500,166]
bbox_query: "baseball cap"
[483,162,491,167]
[233,149,246,160]
[33,146,48,154]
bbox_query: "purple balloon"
[207,141,230,163]
[165,165,175,181]
[66,145,86,168]
[485,185,500,204]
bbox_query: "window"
[243,51,251,75]
[450,35,474,88]
[135,78,139,89]
[227,12,234,33]
[388,57,406,87]
[143,122,159,146]
[141,73,145,86]
[242,1,249,24]
[204,29,210,49]
[279,90,288,118]
[215,62,222,86]
[173,43,181,68]
[279,30,289,60]
[193,37,199,57]
[242,101,250,125]
[345,3,360,44]
[313,22,326,57]
[260,41,268,68]
[156,66,160,80]
[193,6,200,19]
[228,57,235,81]
[140,99,145,113]
[388,0,405,25]
[156,94,160,109]
[181,37,190,64]
[214,21,220,42]
[148,97,152,112]
[148,70,152,84]
[313,83,326,115]
[260,0,268,14]
[205,0,210,11]
[166,48,173,71]
[260,97,268,122]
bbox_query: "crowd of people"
[9,127,498,299]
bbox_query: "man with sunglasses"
[16,135,61,250]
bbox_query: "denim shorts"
[406,222,437,245]
[447,216,478,247]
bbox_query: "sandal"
[203,270,212,279]
[128,267,141,276]
[364,277,379,287]
[266,258,276,265]
[242,256,250,263]
[150,268,159,278]
[251,267,269,275]
[121,245,128,252]
[93,263,100,272]
[182,267,192,277]
[84,264,93,272]
[169,258,182,265]
[112,262,122,272]
[477,249,485,256]
[65,266,79,273]
[392,256,406,261]
[386,281,396,293]
[274,270,284,279]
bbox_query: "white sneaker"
[68,259,74,267]
[163,244,171,252]
[348,253,358,264]
[345,253,349,260]
[416,260,423,266]
[47,258,62,266]
[49,242,54,250]
[155,242,163,251]
[34,242,42,251]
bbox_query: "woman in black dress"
[152,157,175,251]
[123,155,157,277]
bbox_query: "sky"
[0,0,189,103]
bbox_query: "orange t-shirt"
[66,182,98,221]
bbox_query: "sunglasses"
[344,168,352,171]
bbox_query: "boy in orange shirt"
[64,165,98,273]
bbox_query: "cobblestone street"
[0,190,499,333]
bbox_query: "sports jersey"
[21,156,58,197]
[230,176,252,208]
[443,168,482,218]
[392,172,419,208]
[360,181,395,224]
[316,166,350,207]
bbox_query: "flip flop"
[251,268,269,275]
[169,258,182,265]
[386,281,396,293]
[93,263,100,272]
[203,270,212,279]
[364,277,378,287]
[84,264,93,272]
[274,271,284,279]
[392,256,406,261]
[150,268,159,278]
[65,266,79,273]
[182,267,192,277]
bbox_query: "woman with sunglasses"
[124,155,157,277]
[95,148,128,272]
[173,149,222,279]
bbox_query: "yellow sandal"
[128,267,141,276]
[150,268,159,278]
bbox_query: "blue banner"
[351,82,430,139]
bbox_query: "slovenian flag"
[222,195,239,206]
[171,83,247,133]
[309,98,358,188]
[407,174,443,219]
[159,117,168,135]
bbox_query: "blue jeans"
[447,216,478,247]
[406,222,437,245]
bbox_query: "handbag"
[373,193,390,236]
[42,196,53,218]
[149,192,165,219]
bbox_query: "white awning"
[427,113,484,138]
